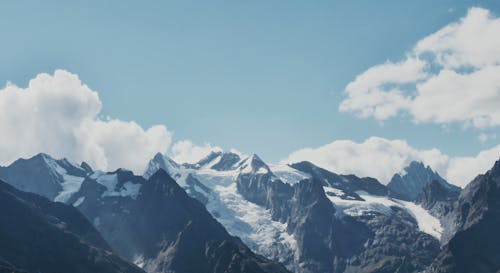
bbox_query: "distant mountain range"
[0,151,498,273]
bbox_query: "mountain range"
[0,150,498,273]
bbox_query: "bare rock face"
[388,161,460,201]
[427,159,500,273]
[235,159,440,273]
[68,169,291,273]
[416,180,459,220]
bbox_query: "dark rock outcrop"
[291,161,388,198]
[235,159,439,273]
[427,159,500,273]
[388,161,460,201]
[0,179,144,273]
[416,180,459,219]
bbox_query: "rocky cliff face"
[144,152,441,273]
[1,150,477,273]
[416,180,459,219]
[427,159,500,273]
[68,168,291,273]
[0,179,144,273]
[388,161,460,201]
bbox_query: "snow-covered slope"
[325,188,443,239]
[144,152,301,267]
[269,163,311,185]
[67,168,290,273]
[144,152,441,273]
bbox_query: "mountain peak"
[402,161,430,175]
[388,161,459,201]
[239,154,270,174]
[408,160,425,168]
[194,151,223,167]
[489,158,500,176]
[0,153,89,201]
[152,152,164,162]
[209,151,242,171]
[10,152,56,167]
[143,153,180,179]
[33,152,53,160]
[80,161,93,173]
[147,168,181,191]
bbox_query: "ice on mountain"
[325,187,443,239]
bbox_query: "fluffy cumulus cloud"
[282,137,500,187]
[340,7,500,129]
[170,140,222,164]
[0,70,172,173]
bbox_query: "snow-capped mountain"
[67,168,290,273]
[427,159,500,273]
[0,179,144,273]
[0,153,91,202]
[144,151,301,268]
[143,152,442,273]
[388,161,460,201]
[2,150,493,273]
[0,152,290,273]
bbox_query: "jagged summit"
[193,150,222,167]
[143,152,180,179]
[3,151,490,273]
[189,150,246,171]
[80,161,93,173]
[210,151,243,171]
[239,154,271,174]
[388,161,460,201]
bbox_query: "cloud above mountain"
[171,140,222,164]
[1,70,496,187]
[0,70,171,173]
[282,137,500,187]
[340,7,500,129]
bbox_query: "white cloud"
[340,57,426,120]
[0,70,172,173]
[170,140,222,164]
[415,7,500,69]
[446,145,500,187]
[340,7,500,129]
[282,137,500,187]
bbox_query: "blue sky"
[0,0,499,170]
